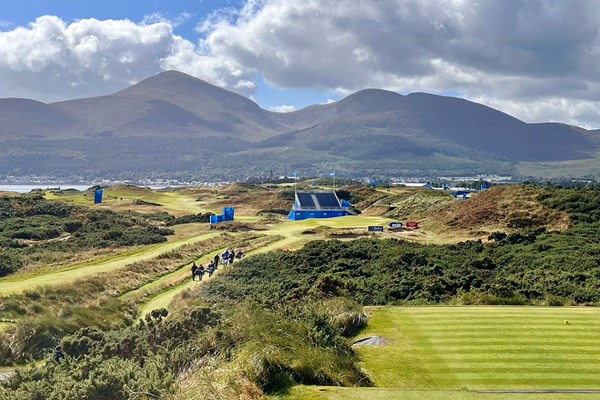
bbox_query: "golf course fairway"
[0,231,219,295]
[280,306,600,400]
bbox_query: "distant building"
[288,191,355,220]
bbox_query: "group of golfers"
[191,248,245,281]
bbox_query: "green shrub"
[0,251,23,277]
[256,208,289,216]
[165,212,213,226]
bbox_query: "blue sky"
[0,0,340,111]
[0,1,599,127]
[1,0,223,35]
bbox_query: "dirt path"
[136,231,305,318]
[137,248,225,318]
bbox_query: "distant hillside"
[0,99,87,138]
[0,70,599,180]
[266,90,596,162]
[51,71,286,140]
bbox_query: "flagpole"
[333,172,336,191]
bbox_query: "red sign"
[406,221,419,229]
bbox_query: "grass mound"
[381,189,453,219]
[424,186,570,234]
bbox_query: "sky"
[0,0,599,128]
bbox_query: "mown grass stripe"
[283,385,600,400]
[433,367,600,374]
[433,354,600,361]
[417,345,600,352]
[356,306,600,391]
[425,338,600,344]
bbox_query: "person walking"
[222,250,230,267]
[191,262,198,281]
[54,345,65,363]
[196,264,205,281]
[214,254,220,270]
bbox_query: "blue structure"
[450,190,474,200]
[288,191,355,220]
[223,207,234,221]
[210,207,235,224]
[94,189,103,204]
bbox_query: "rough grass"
[0,322,15,332]
[0,231,220,295]
[369,188,453,218]
[422,186,570,236]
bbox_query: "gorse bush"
[256,208,289,216]
[1,355,176,400]
[1,300,370,398]
[0,195,173,277]
[539,186,600,223]
[205,186,600,306]
[165,212,213,226]
[0,252,23,276]
[204,233,600,306]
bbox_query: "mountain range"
[0,70,598,180]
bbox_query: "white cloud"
[142,12,194,27]
[1,2,600,128]
[0,15,254,101]
[196,0,600,127]
[268,104,296,113]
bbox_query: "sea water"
[0,184,93,193]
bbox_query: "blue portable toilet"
[94,189,103,204]
[223,207,235,222]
